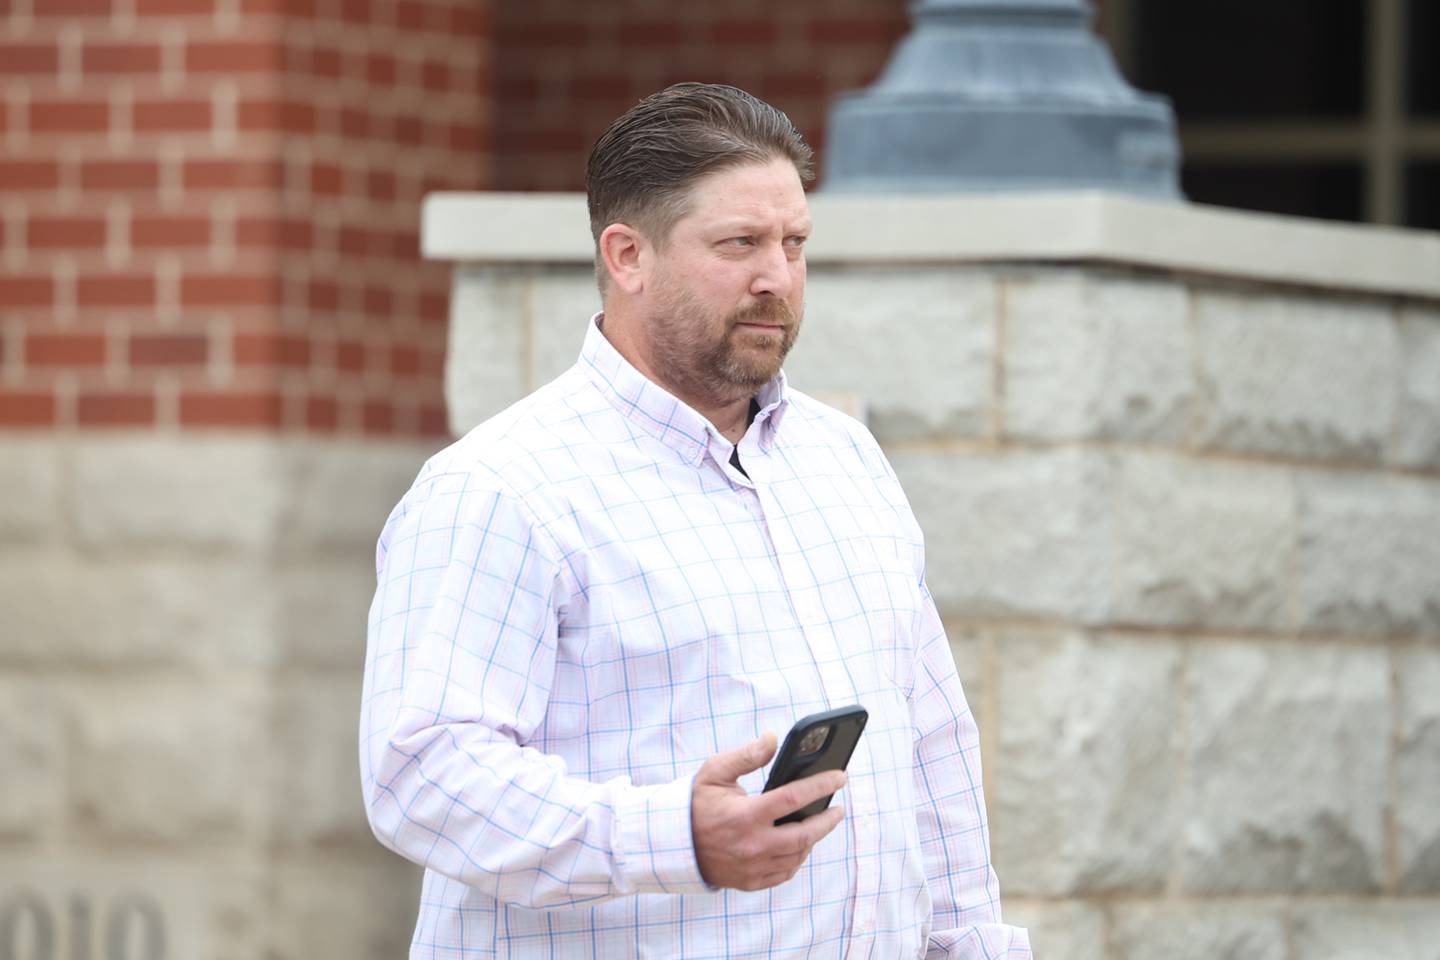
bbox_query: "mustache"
[729,300,795,326]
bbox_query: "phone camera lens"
[798,726,830,756]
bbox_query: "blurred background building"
[1,1,1437,958]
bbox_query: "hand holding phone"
[690,707,865,891]
[762,705,867,825]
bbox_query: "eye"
[727,236,755,247]
[784,235,808,248]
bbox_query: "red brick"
[183,157,284,190]
[135,0,212,14]
[313,47,342,79]
[419,1,450,33]
[134,98,212,132]
[186,40,281,73]
[394,0,423,29]
[233,332,309,367]
[306,394,338,431]
[366,169,396,202]
[78,391,156,426]
[32,0,112,16]
[307,279,339,313]
[236,216,310,249]
[310,161,342,196]
[129,333,208,366]
[0,160,61,190]
[77,273,155,307]
[0,391,56,427]
[340,0,368,25]
[449,122,485,152]
[238,98,314,134]
[179,390,283,428]
[449,4,489,37]
[0,42,59,75]
[417,346,444,379]
[132,214,210,248]
[82,42,162,73]
[338,107,369,138]
[80,159,159,191]
[390,343,419,377]
[337,226,369,258]
[30,98,109,134]
[282,42,309,75]
[181,273,281,307]
[363,286,393,317]
[394,115,423,146]
[418,403,449,436]
[26,332,106,366]
[0,276,53,306]
[419,291,447,323]
[366,52,395,86]
[391,229,419,259]
[28,215,106,249]
[420,60,450,92]
[335,338,363,371]
[362,399,393,434]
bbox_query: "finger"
[764,804,844,860]
[756,768,847,821]
[799,804,845,847]
[696,732,777,786]
[746,869,795,892]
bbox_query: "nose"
[749,241,794,300]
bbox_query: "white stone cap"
[423,190,1440,300]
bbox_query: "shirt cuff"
[612,773,712,896]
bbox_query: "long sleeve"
[358,469,710,909]
[910,583,1033,959]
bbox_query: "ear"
[598,223,648,296]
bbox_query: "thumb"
[697,732,776,785]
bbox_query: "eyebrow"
[709,218,813,235]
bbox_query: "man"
[361,83,1031,959]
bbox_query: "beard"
[646,285,803,410]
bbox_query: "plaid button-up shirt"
[360,315,1030,959]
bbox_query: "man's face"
[639,158,810,409]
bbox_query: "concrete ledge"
[423,190,1440,300]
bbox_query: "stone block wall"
[443,258,1440,960]
[0,434,436,958]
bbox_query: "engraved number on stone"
[0,892,164,960]
[104,895,163,960]
[0,891,56,960]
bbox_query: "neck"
[599,308,756,444]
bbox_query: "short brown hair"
[586,83,814,276]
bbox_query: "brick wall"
[493,0,908,191]
[1,0,493,436]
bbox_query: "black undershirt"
[728,397,762,478]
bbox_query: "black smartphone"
[761,704,867,825]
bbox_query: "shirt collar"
[579,312,790,464]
